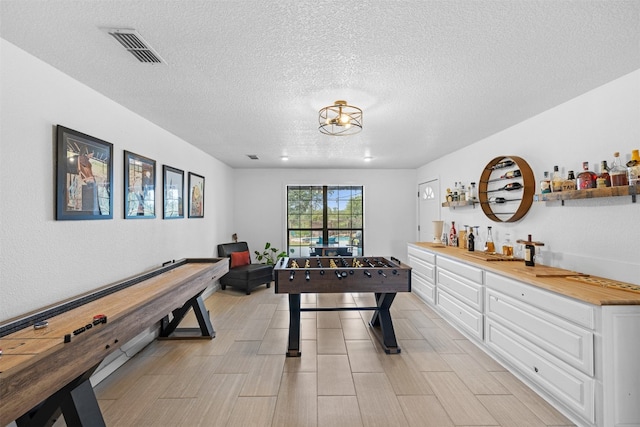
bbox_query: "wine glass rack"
[478,155,535,222]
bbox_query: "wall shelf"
[534,184,638,204]
[442,200,477,208]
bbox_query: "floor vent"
[104,28,166,64]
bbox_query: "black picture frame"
[188,172,205,218]
[124,151,156,219]
[163,165,184,219]
[56,125,113,220]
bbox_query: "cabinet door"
[437,289,483,340]
[408,245,436,264]
[486,319,595,423]
[486,272,594,329]
[486,289,594,375]
[408,254,435,283]
[437,269,483,312]
[412,272,435,305]
[437,256,483,284]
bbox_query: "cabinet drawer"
[437,256,483,284]
[437,289,483,340]
[486,319,594,423]
[486,289,594,375]
[408,245,436,264]
[486,272,595,329]
[437,269,483,311]
[412,273,435,306]
[408,254,435,282]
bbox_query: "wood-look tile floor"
[80,287,576,426]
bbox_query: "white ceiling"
[1,1,639,169]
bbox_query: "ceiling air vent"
[104,28,166,64]
[247,155,259,160]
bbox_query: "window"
[287,185,363,257]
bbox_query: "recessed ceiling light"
[281,155,289,161]
[364,156,373,162]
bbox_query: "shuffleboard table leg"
[159,290,215,339]
[370,292,401,354]
[16,364,105,427]
[287,294,302,357]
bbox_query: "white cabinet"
[485,272,595,423]
[407,245,436,305]
[406,243,640,427]
[436,256,484,340]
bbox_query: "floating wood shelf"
[441,200,477,208]
[534,184,638,204]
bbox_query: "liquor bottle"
[484,226,495,253]
[486,182,523,193]
[610,152,628,187]
[596,160,611,188]
[489,197,508,204]
[627,149,640,186]
[524,234,535,267]
[500,169,522,179]
[467,228,475,252]
[502,233,513,257]
[562,170,577,191]
[492,159,515,170]
[449,221,457,247]
[576,162,597,189]
[551,166,563,192]
[469,182,477,201]
[540,171,551,194]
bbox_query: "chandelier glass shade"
[318,100,362,136]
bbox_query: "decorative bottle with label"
[449,221,457,247]
[610,152,628,186]
[467,227,475,252]
[540,171,551,193]
[627,149,640,186]
[596,160,611,188]
[562,170,577,191]
[524,234,535,267]
[576,162,597,189]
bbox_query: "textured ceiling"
[1,1,639,169]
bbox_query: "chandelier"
[318,100,362,136]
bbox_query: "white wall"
[417,69,640,284]
[0,39,236,322]
[232,169,417,262]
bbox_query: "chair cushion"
[230,251,250,268]
[224,263,273,281]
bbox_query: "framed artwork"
[56,125,113,220]
[163,165,184,219]
[188,172,205,218]
[124,151,156,219]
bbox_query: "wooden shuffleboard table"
[0,258,228,427]
[274,256,411,356]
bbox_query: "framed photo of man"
[56,125,113,220]
[124,151,156,219]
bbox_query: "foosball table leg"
[287,294,302,357]
[370,292,401,354]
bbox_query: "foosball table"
[274,256,411,356]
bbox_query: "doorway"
[418,179,440,242]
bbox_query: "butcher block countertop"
[410,242,640,306]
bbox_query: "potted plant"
[254,242,290,265]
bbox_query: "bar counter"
[411,242,640,305]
